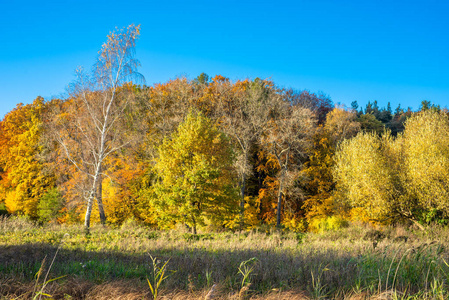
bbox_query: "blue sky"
[1,0,448,118]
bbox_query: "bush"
[37,188,64,223]
[309,215,349,233]
[0,202,9,215]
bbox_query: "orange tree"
[0,97,55,218]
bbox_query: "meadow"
[1,216,449,299]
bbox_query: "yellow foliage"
[282,213,306,232]
[402,110,449,214]
[301,127,335,221]
[348,207,372,224]
[102,178,132,225]
[227,196,261,230]
[0,98,55,218]
[308,215,349,233]
[4,190,20,214]
[324,107,360,142]
[334,110,449,224]
[333,131,395,221]
[57,206,83,224]
[243,197,261,228]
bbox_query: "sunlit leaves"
[152,111,239,232]
[334,132,394,222]
[402,110,449,218]
[0,98,55,218]
[334,110,449,225]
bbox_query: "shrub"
[0,202,9,215]
[37,188,64,223]
[309,215,349,233]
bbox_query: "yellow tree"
[100,154,146,225]
[402,110,449,221]
[0,97,55,218]
[152,111,239,233]
[334,110,449,226]
[301,127,335,222]
[324,107,361,144]
[333,131,396,222]
[301,107,360,226]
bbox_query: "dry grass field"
[1,216,449,299]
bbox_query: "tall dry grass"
[1,216,449,299]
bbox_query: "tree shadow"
[0,237,445,298]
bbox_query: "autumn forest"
[1,25,448,235]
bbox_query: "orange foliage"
[0,98,55,218]
[101,155,146,224]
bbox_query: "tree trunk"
[276,149,289,228]
[84,192,94,229]
[239,173,246,229]
[84,178,97,229]
[192,216,197,235]
[84,164,103,229]
[276,177,283,228]
[96,166,106,225]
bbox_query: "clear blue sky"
[1,0,448,118]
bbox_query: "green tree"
[37,188,64,223]
[152,111,239,233]
[357,113,384,135]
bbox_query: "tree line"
[1,25,447,232]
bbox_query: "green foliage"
[357,113,384,135]
[0,202,8,215]
[152,111,239,233]
[147,255,172,299]
[193,72,210,85]
[420,100,440,112]
[423,208,448,225]
[237,257,258,288]
[37,188,64,223]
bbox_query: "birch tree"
[52,25,143,230]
